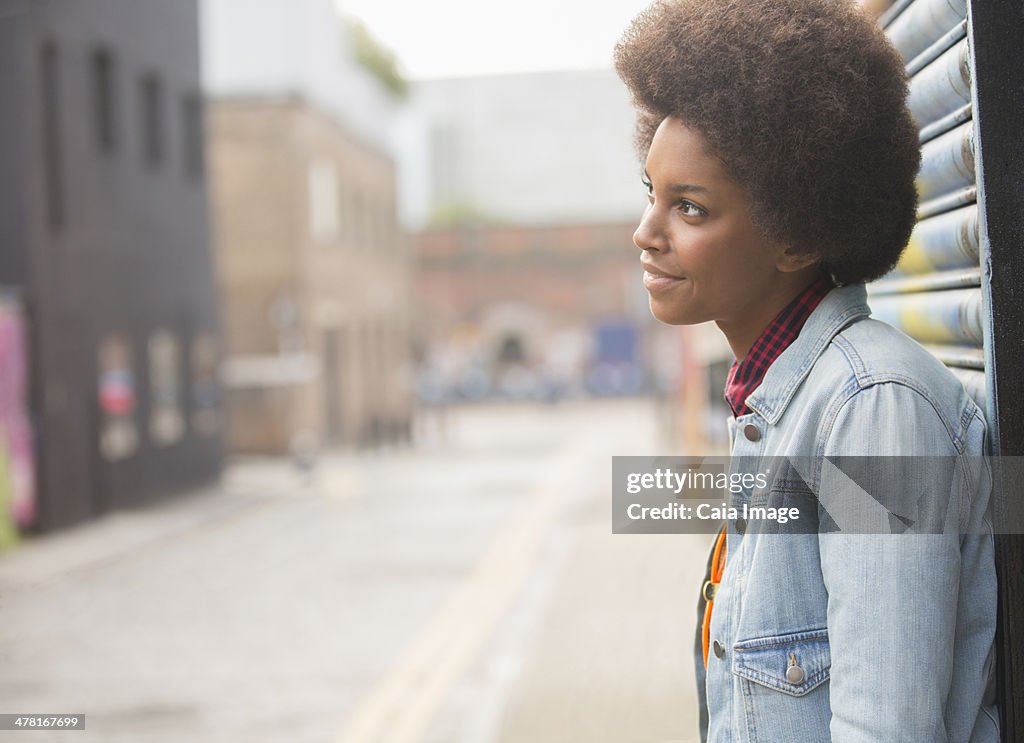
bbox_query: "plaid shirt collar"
[725,275,835,418]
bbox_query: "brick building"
[409,71,657,402]
[413,221,656,400]
[202,0,414,453]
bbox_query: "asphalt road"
[0,399,712,743]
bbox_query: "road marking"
[334,437,596,743]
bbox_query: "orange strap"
[701,525,728,669]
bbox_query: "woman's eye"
[678,201,706,218]
[641,177,654,197]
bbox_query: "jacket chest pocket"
[731,628,832,742]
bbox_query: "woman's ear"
[775,245,821,274]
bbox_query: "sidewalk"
[0,458,304,592]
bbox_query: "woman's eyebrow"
[642,171,710,195]
[666,183,710,195]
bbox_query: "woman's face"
[633,117,801,341]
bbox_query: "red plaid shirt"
[724,275,835,417]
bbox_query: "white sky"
[335,0,655,80]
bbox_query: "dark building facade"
[0,0,222,532]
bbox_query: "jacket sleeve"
[817,381,969,743]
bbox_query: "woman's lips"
[643,269,686,291]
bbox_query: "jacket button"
[713,640,725,659]
[743,424,761,442]
[735,517,747,535]
[786,663,806,685]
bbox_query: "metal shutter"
[875,2,1024,737]
[871,0,986,407]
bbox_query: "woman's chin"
[649,298,697,326]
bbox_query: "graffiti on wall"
[0,299,36,549]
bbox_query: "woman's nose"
[633,204,665,252]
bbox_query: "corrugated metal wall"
[875,3,1024,737]
[871,0,987,407]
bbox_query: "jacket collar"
[744,283,870,425]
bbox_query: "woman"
[614,1,999,741]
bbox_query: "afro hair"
[614,0,921,284]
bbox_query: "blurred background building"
[408,71,702,417]
[201,0,415,453]
[0,0,223,533]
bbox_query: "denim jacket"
[702,283,999,742]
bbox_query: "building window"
[377,196,387,250]
[97,335,139,462]
[140,73,163,169]
[377,198,389,251]
[40,40,63,231]
[353,191,364,250]
[181,93,203,178]
[190,333,221,436]
[344,187,358,247]
[337,182,348,245]
[91,48,116,154]
[386,197,397,252]
[148,329,184,446]
[365,195,376,249]
[308,159,339,242]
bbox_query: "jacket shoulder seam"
[821,375,965,454]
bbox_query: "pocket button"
[713,640,725,659]
[786,663,806,685]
